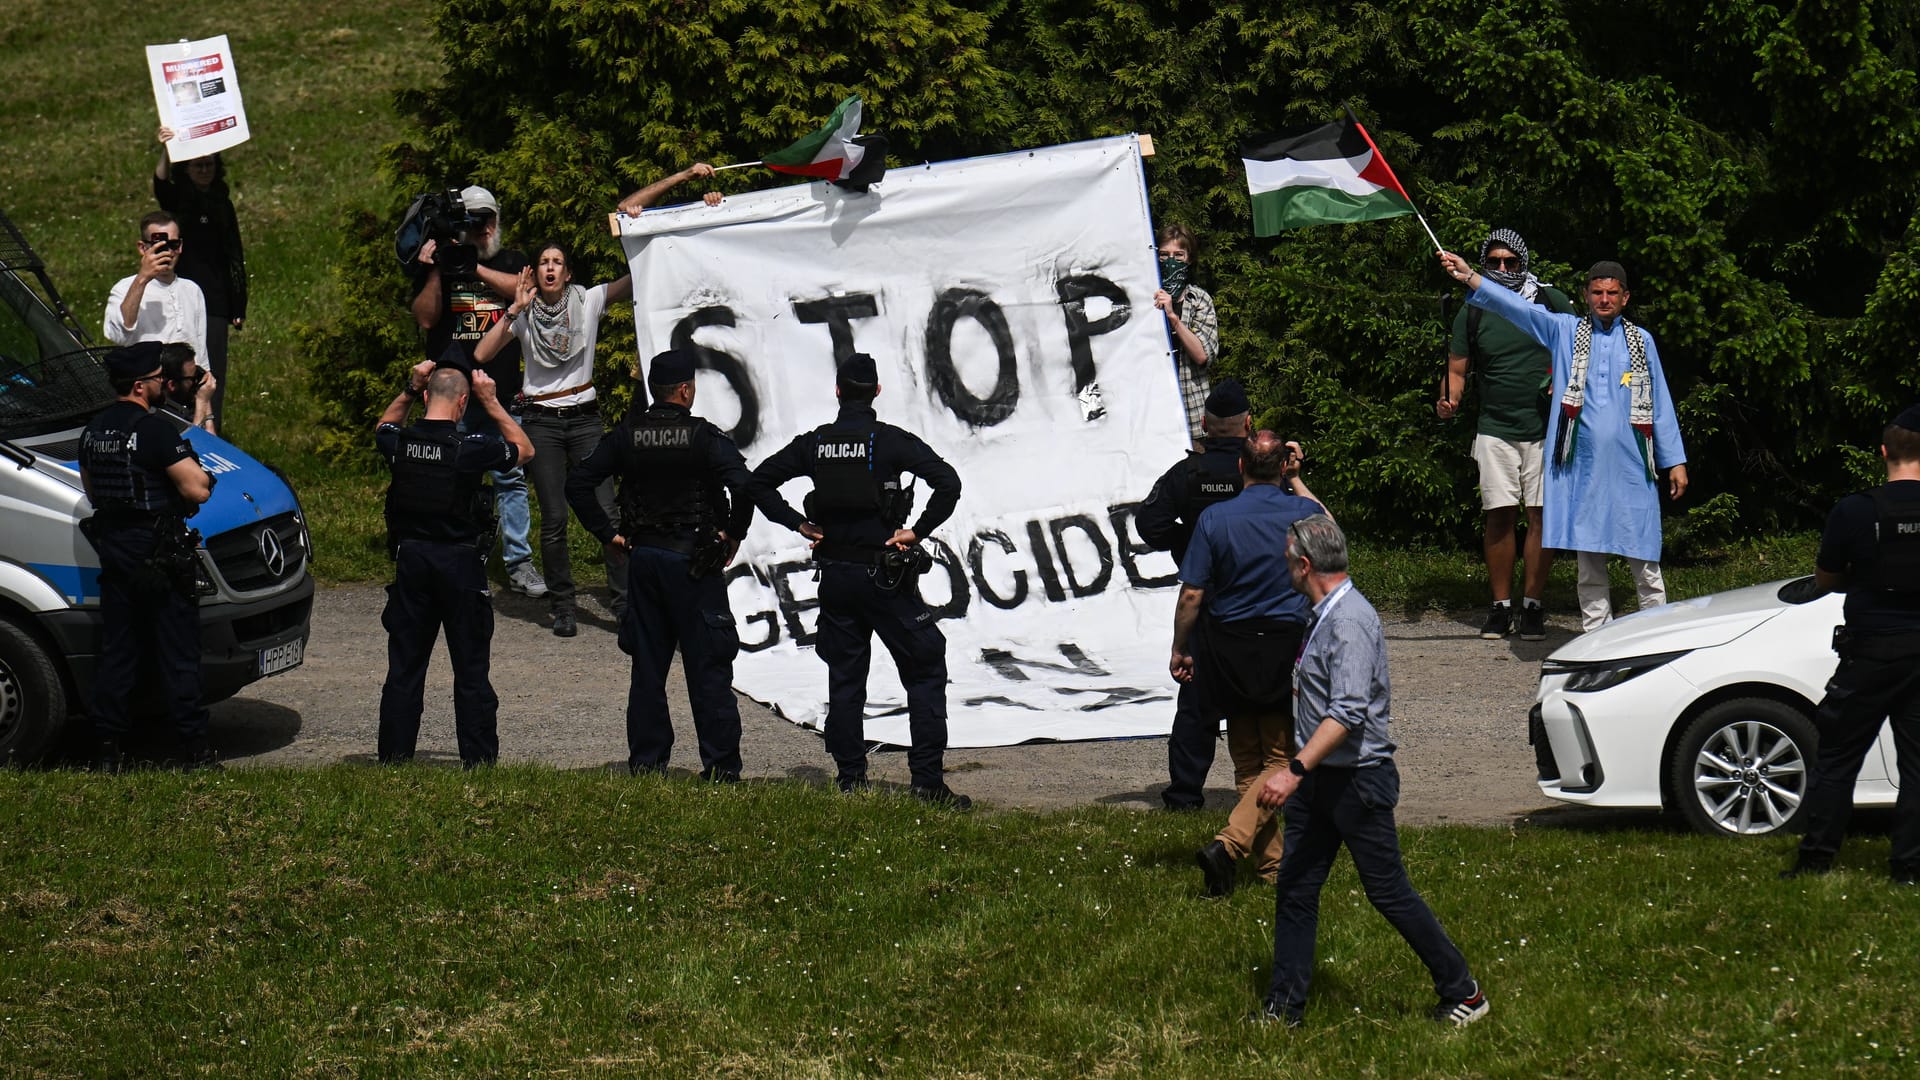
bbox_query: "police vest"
[1869,485,1920,597]
[1180,447,1242,520]
[809,424,883,512]
[80,407,177,514]
[620,408,725,532]
[384,427,488,545]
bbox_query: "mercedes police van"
[0,209,312,761]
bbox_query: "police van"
[0,209,313,761]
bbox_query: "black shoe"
[1431,983,1490,1027]
[700,767,742,783]
[909,783,972,810]
[1479,603,1513,639]
[1162,798,1204,812]
[552,609,578,638]
[1246,999,1303,1028]
[1779,857,1833,880]
[1893,868,1918,886]
[1517,604,1547,641]
[837,775,872,794]
[90,739,124,774]
[180,753,224,774]
[628,761,667,778]
[1197,839,1236,897]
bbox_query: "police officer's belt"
[629,530,702,556]
[88,505,168,530]
[814,542,889,566]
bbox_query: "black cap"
[1893,403,1920,433]
[1204,378,1250,418]
[433,340,474,374]
[105,341,164,380]
[1586,260,1630,288]
[647,348,698,386]
[836,352,879,387]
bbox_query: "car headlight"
[1543,650,1690,693]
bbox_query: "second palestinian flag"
[1241,119,1415,236]
[764,95,871,181]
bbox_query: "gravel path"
[210,584,1573,825]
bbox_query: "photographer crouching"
[78,342,215,771]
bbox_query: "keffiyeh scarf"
[524,284,582,369]
[1559,316,1655,480]
[1480,227,1543,301]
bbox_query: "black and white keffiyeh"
[1480,227,1543,301]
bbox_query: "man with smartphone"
[104,212,207,367]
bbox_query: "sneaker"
[1431,983,1490,1027]
[909,783,972,810]
[1246,1000,1303,1028]
[1517,604,1547,641]
[1479,603,1513,639]
[507,561,548,598]
[1196,839,1237,898]
[552,609,578,638]
[837,774,871,794]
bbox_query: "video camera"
[875,543,934,592]
[395,188,491,276]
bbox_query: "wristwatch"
[401,380,420,399]
[1288,758,1309,778]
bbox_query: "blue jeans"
[1266,760,1474,1016]
[492,466,532,568]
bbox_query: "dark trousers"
[1164,678,1221,810]
[204,318,229,424]
[523,410,626,614]
[87,527,207,752]
[622,544,742,775]
[816,560,950,788]
[1797,636,1920,876]
[378,541,499,765]
[1266,761,1475,1015]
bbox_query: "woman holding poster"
[153,126,247,427]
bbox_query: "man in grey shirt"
[1251,514,1488,1028]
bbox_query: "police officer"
[376,357,533,767]
[78,342,215,771]
[753,353,968,807]
[1782,403,1920,884]
[1136,379,1254,811]
[566,349,801,780]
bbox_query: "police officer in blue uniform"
[1136,379,1254,810]
[566,349,803,780]
[376,358,533,766]
[753,353,968,807]
[78,342,215,771]
[1783,403,1920,884]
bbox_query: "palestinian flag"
[1241,119,1415,237]
[764,95,873,181]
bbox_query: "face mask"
[1483,266,1526,290]
[1159,256,1190,297]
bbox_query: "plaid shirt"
[1172,283,1219,438]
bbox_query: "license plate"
[258,638,305,676]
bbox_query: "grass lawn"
[2,767,1916,1076]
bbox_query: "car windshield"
[1776,576,1825,605]
[0,266,116,439]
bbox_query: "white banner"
[146,35,251,161]
[618,136,1191,746]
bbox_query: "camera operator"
[156,342,218,434]
[104,212,207,373]
[408,186,543,600]
[376,356,534,767]
[566,350,799,782]
[78,342,215,771]
[752,353,969,808]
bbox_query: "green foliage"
[307,0,1920,544]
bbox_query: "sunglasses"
[1484,256,1522,270]
[145,236,182,252]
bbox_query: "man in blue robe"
[1439,252,1689,631]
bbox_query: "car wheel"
[1668,698,1816,837]
[0,615,69,763]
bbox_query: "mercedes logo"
[257,526,287,577]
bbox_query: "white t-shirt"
[104,274,208,365]
[510,283,608,407]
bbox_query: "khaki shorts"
[1472,433,1544,510]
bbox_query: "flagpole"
[1343,105,1444,254]
[712,161,761,173]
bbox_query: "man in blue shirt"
[1253,514,1487,1028]
[1171,431,1324,895]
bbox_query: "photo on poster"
[146,34,251,161]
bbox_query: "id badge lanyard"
[1293,579,1354,701]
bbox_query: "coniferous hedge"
[303,0,1920,550]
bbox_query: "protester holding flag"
[1436,229,1575,641]
[1154,225,1218,441]
[1439,251,1689,631]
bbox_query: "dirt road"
[210,584,1566,825]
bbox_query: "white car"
[1530,577,1900,836]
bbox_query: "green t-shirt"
[1448,283,1575,442]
